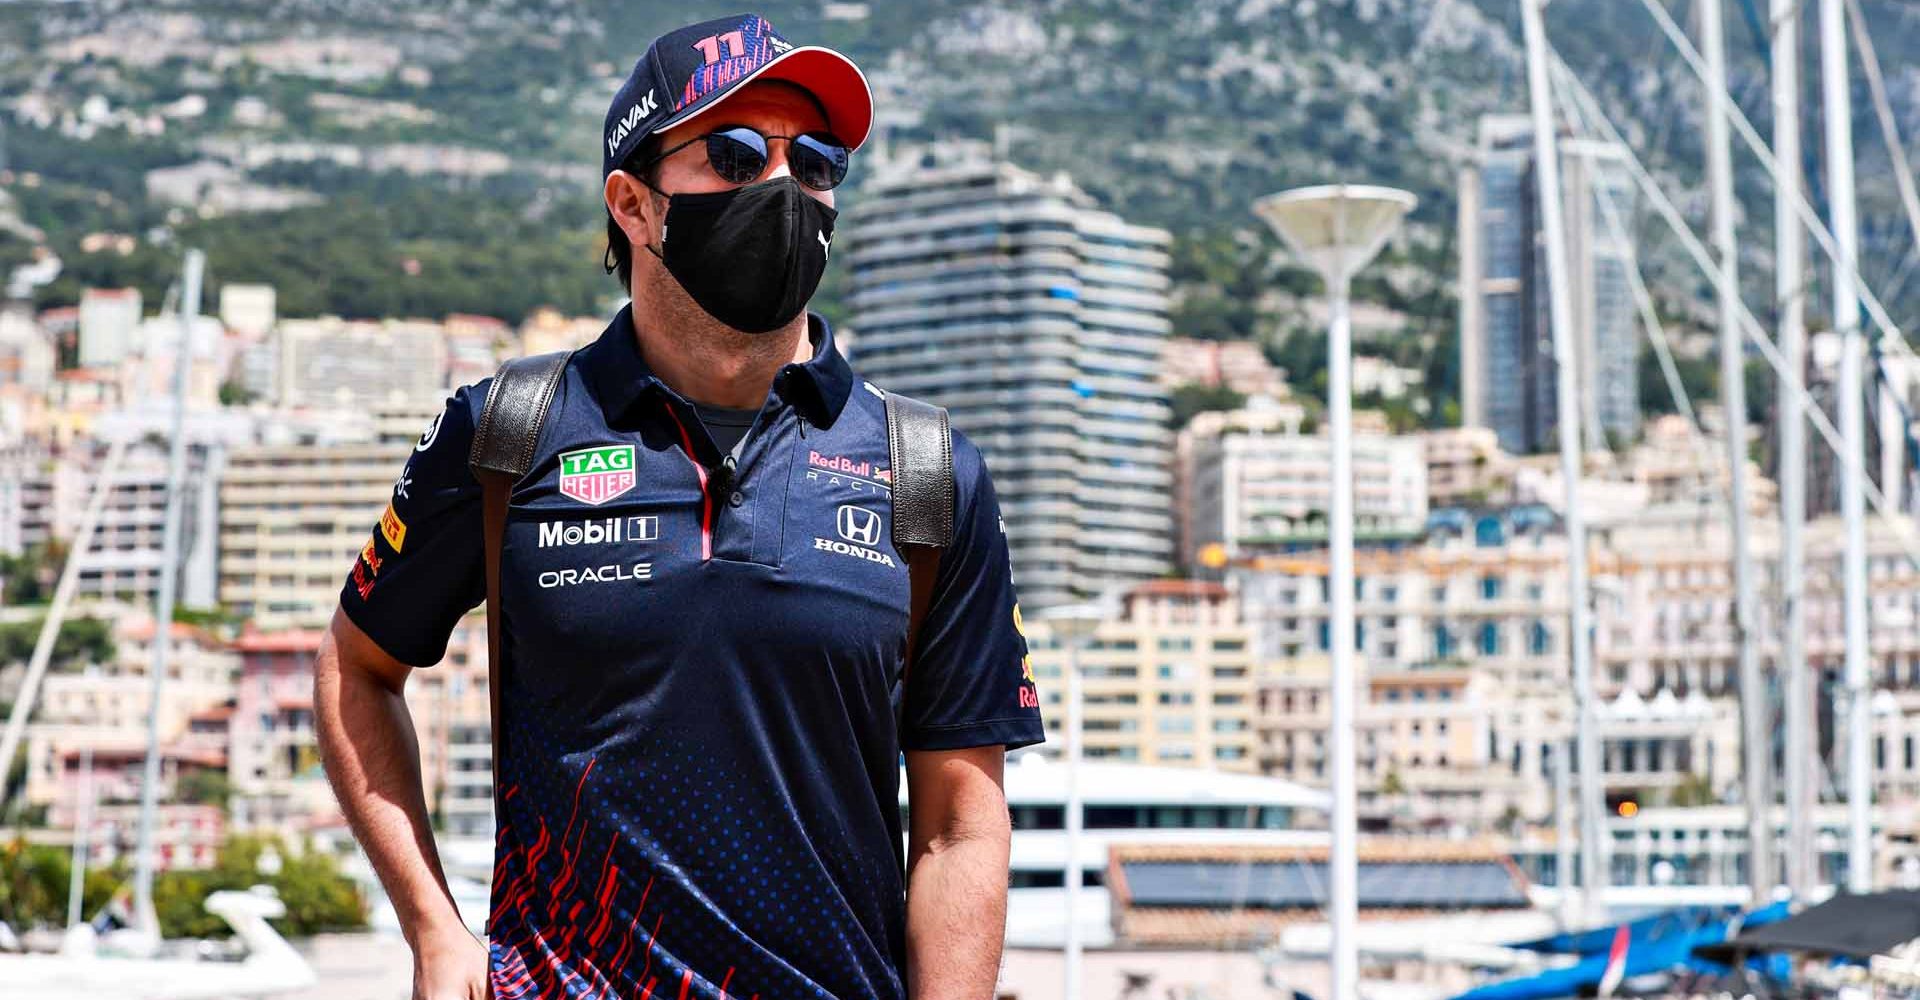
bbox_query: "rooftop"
[910,757,1328,811]
[1107,842,1532,947]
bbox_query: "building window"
[1479,622,1500,656]
[1481,575,1503,600]
[1433,625,1455,659]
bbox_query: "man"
[314,13,1045,1000]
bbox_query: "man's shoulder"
[839,378,993,504]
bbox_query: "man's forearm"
[314,635,467,947]
[905,826,1012,1000]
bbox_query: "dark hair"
[604,135,661,288]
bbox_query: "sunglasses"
[640,125,851,192]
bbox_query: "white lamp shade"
[1253,184,1418,281]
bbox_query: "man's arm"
[904,745,1012,1000]
[315,605,486,999]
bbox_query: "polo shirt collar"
[588,304,854,429]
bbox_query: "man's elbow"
[918,798,1012,858]
[318,605,410,700]
[906,745,1012,857]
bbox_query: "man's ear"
[604,170,656,250]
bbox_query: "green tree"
[176,769,233,813]
[1638,344,1717,418]
[0,616,116,671]
[1667,772,1718,807]
[217,380,259,407]
[0,540,67,605]
[148,835,368,938]
[1267,327,1329,401]
[1167,381,1246,429]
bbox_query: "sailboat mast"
[1521,0,1607,922]
[1817,0,1874,895]
[132,247,203,936]
[1700,0,1775,906]
[1772,0,1816,901]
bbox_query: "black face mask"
[646,176,837,334]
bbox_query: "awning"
[1694,891,1920,962]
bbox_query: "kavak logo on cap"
[559,444,638,505]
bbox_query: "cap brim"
[652,45,874,152]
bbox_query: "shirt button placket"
[723,454,744,508]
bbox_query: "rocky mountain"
[2,0,1916,355]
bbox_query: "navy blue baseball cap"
[602,12,874,178]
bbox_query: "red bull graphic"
[352,538,382,600]
[1012,604,1040,707]
[808,450,872,477]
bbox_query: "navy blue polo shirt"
[341,305,1045,1000]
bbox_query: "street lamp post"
[1038,600,1109,1000]
[1253,185,1415,1000]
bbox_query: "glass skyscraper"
[1459,116,1640,454]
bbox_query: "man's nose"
[763,148,793,181]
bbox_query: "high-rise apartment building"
[846,144,1175,607]
[1180,397,1428,567]
[1023,581,1261,771]
[215,399,434,627]
[1459,116,1640,454]
[77,286,141,368]
[12,438,223,606]
[273,317,449,409]
[219,439,410,626]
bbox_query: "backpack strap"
[467,351,570,817]
[884,390,955,678]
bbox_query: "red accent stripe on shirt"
[663,403,713,560]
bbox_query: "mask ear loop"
[634,174,671,261]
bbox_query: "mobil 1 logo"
[537,515,660,549]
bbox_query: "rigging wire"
[1586,146,1721,495]
[1632,0,1920,386]
[1841,0,1920,291]
[1548,54,1920,572]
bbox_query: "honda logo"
[837,505,882,547]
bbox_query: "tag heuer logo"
[558,444,637,505]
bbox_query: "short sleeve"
[901,432,1046,752]
[339,380,490,667]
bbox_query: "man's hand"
[413,925,489,1000]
